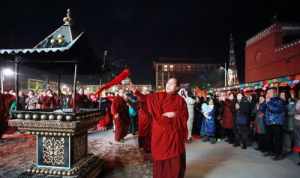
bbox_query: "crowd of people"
[1,88,99,111]
[176,86,300,165]
[1,78,300,178]
[216,88,300,164]
[203,87,300,165]
[0,88,100,141]
[97,81,300,178]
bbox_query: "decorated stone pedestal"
[9,109,104,178]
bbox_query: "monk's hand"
[162,112,176,118]
[114,113,119,119]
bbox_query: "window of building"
[187,65,192,71]
[163,64,168,72]
[28,79,44,91]
[170,65,174,71]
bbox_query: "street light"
[1,68,14,93]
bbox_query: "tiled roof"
[0,9,82,56]
[0,33,82,55]
[246,24,281,47]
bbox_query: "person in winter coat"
[282,91,295,156]
[264,88,285,160]
[126,93,138,135]
[293,97,300,166]
[253,95,267,152]
[248,94,259,143]
[25,90,39,110]
[201,98,216,144]
[179,88,196,142]
[234,93,251,149]
[222,93,235,144]
[194,97,204,136]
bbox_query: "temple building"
[0,9,104,178]
[245,21,300,83]
[0,9,101,92]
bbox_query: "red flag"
[95,68,130,97]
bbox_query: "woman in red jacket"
[222,93,235,144]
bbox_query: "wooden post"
[14,57,20,110]
[161,64,164,89]
[57,73,61,108]
[155,63,158,90]
[225,61,228,87]
[1,68,4,93]
[72,63,77,111]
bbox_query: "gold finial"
[63,8,72,25]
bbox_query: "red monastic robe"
[141,91,188,178]
[97,111,112,129]
[0,94,16,137]
[111,96,130,141]
[69,94,90,109]
[97,97,113,130]
[40,96,56,109]
[135,94,152,152]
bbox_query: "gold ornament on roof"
[50,33,65,46]
[57,34,63,39]
[63,9,72,25]
[50,38,56,44]
[57,34,65,44]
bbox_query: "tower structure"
[227,34,239,86]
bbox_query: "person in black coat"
[234,92,252,149]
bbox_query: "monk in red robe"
[131,78,188,178]
[97,96,113,130]
[69,88,90,109]
[111,89,130,142]
[40,89,57,110]
[0,93,16,141]
[136,94,152,153]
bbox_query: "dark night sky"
[0,0,299,83]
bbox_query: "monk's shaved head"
[166,78,180,94]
